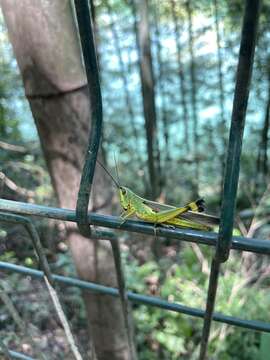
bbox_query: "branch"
[0,282,48,360]
[0,172,35,198]
[0,141,28,154]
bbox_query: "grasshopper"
[97,160,219,231]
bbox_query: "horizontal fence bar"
[1,261,270,333]
[0,198,269,254]
[8,350,35,360]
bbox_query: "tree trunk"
[262,90,270,177]
[153,2,170,166]
[214,0,227,196]
[88,0,108,166]
[186,0,199,195]
[104,0,142,168]
[1,1,130,359]
[130,0,161,199]
[170,0,190,153]
[258,74,270,183]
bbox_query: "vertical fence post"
[73,0,103,237]
[72,3,137,358]
[199,1,261,358]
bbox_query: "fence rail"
[0,0,265,359]
[2,261,270,334]
[1,199,270,255]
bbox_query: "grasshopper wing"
[180,211,220,227]
[141,198,220,227]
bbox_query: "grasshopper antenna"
[96,158,120,188]
[114,152,121,186]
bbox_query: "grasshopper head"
[119,186,131,210]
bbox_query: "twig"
[190,243,210,275]
[44,277,83,360]
[0,213,84,360]
[236,216,248,236]
[0,282,48,360]
[240,184,270,271]
[0,172,35,198]
[0,141,28,154]
[0,337,12,360]
[247,183,270,238]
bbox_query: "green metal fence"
[0,0,264,359]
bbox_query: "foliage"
[124,245,270,359]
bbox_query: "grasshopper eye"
[121,187,126,195]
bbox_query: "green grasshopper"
[97,160,219,231]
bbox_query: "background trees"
[1,0,270,359]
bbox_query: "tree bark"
[214,0,227,196]
[130,0,161,199]
[1,1,130,359]
[170,0,190,153]
[186,0,199,195]
[88,0,109,165]
[153,3,170,166]
[258,74,270,182]
[104,0,142,168]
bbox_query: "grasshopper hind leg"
[188,198,205,212]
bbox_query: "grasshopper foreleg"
[119,208,135,228]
